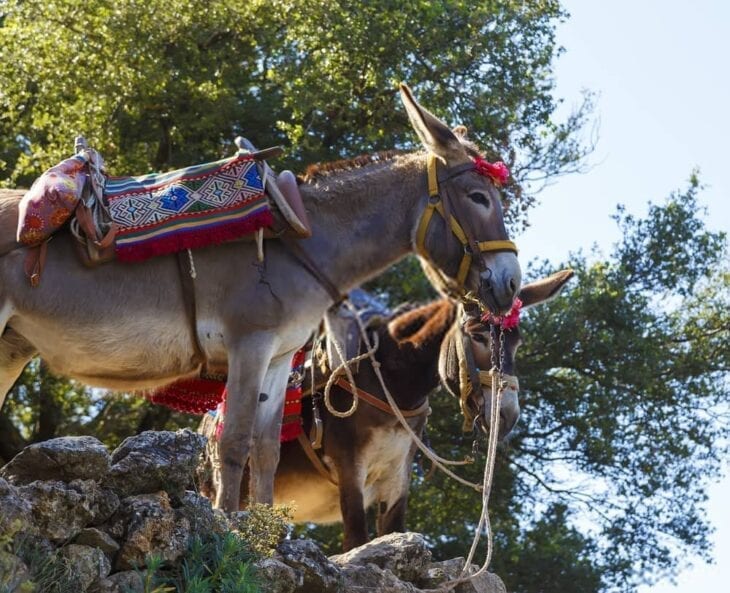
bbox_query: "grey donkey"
[0,84,521,511]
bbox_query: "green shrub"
[230,504,292,559]
[142,532,260,593]
[1,529,81,593]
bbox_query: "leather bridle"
[415,154,518,299]
[455,315,519,433]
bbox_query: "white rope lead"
[322,332,380,418]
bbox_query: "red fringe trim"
[147,377,226,415]
[115,210,273,263]
[147,347,306,443]
[280,421,303,443]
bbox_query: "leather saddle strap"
[297,432,339,485]
[334,376,430,418]
[280,237,344,304]
[24,240,49,288]
[176,251,206,367]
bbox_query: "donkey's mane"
[299,150,407,183]
[386,299,456,349]
[298,135,487,185]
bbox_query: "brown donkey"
[200,271,572,549]
[0,86,521,511]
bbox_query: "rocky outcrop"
[0,430,506,593]
[330,531,431,582]
[254,532,506,593]
[0,436,111,484]
[107,430,206,498]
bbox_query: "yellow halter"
[415,154,518,294]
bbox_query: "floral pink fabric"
[17,155,87,245]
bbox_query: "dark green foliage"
[0,360,199,463]
[142,533,260,593]
[506,182,728,590]
[0,0,592,229]
[496,504,604,593]
[2,532,83,593]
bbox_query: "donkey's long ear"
[519,269,575,309]
[400,83,466,163]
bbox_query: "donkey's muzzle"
[481,386,520,441]
[479,253,521,314]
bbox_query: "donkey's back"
[0,190,23,255]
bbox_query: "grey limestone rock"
[114,491,190,571]
[340,563,420,593]
[108,430,206,498]
[60,544,112,591]
[330,532,431,583]
[276,538,342,593]
[0,478,35,537]
[255,557,303,593]
[20,479,119,542]
[91,570,144,593]
[0,436,110,485]
[74,527,120,557]
[419,558,507,593]
[175,490,218,537]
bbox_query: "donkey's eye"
[471,333,487,343]
[468,192,490,208]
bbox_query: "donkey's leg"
[0,328,37,409]
[377,493,409,536]
[339,459,369,551]
[249,353,295,504]
[376,448,416,536]
[215,336,276,512]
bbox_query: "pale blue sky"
[517,1,729,590]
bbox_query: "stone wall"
[0,430,505,593]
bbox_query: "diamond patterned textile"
[105,154,271,262]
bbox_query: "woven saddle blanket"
[105,154,271,262]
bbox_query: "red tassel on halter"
[483,297,522,330]
[473,156,510,186]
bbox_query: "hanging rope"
[344,300,507,592]
[343,301,482,489]
[322,332,380,418]
[454,329,506,587]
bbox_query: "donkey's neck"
[379,300,458,409]
[299,153,426,293]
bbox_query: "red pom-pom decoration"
[482,297,522,330]
[473,156,510,186]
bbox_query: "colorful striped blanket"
[105,154,271,262]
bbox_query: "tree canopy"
[0,0,592,228]
[304,178,729,592]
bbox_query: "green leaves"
[510,180,728,590]
[613,174,727,297]
[0,0,591,229]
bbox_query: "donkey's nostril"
[508,277,517,294]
